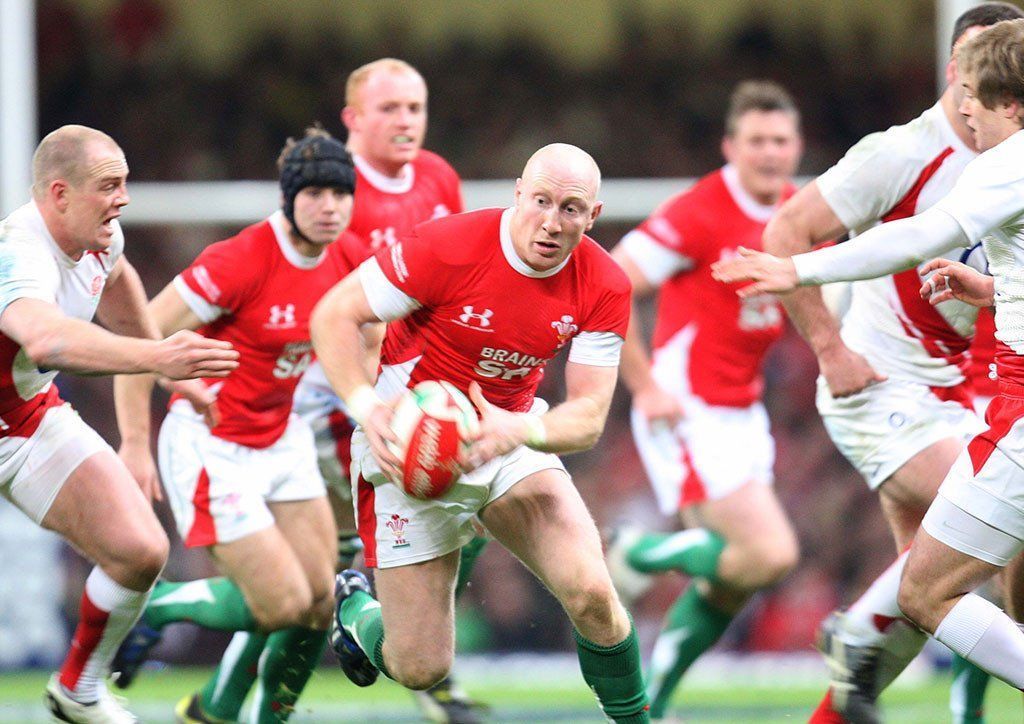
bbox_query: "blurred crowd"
[21,0,941,661]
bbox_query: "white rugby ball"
[389,381,480,499]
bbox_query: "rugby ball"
[389,381,480,499]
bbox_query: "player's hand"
[159,378,221,428]
[364,401,403,483]
[634,382,684,427]
[464,382,531,469]
[118,438,163,503]
[919,258,995,308]
[818,343,887,398]
[710,247,799,298]
[153,330,240,380]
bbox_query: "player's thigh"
[684,481,798,566]
[211,525,313,630]
[480,468,627,643]
[375,549,460,669]
[881,436,963,512]
[43,449,168,586]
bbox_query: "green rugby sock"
[950,654,991,724]
[340,589,390,678]
[574,624,649,723]
[252,627,327,723]
[198,631,267,721]
[625,529,725,580]
[647,584,733,719]
[143,578,257,632]
[455,536,489,599]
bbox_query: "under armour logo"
[459,306,493,327]
[268,304,296,327]
[370,227,399,250]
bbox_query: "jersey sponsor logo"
[266,303,297,329]
[192,265,222,303]
[431,204,451,220]
[273,341,312,379]
[390,244,409,283]
[551,314,578,347]
[455,306,494,331]
[474,346,546,380]
[370,227,399,250]
[738,293,783,331]
[386,513,411,548]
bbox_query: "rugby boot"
[330,569,380,687]
[109,622,162,689]
[604,524,654,606]
[817,610,882,724]
[174,692,226,724]
[45,674,138,723]
[412,675,489,723]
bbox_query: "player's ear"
[586,200,603,230]
[50,180,70,211]
[341,106,358,133]
[721,135,734,164]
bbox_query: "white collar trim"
[269,210,326,269]
[499,207,571,278]
[353,153,414,194]
[721,164,778,223]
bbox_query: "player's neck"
[940,88,976,148]
[349,144,407,179]
[287,232,324,259]
[37,203,85,260]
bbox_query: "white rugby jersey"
[818,102,980,387]
[0,202,124,421]
[933,130,1024,384]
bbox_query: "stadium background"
[0,0,1016,720]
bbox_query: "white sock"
[844,552,908,645]
[935,593,1024,689]
[58,567,150,701]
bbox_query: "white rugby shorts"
[351,427,565,569]
[816,376,983,490]
[923,391,1024,566]
[630,395,774,515]
[0,403,111,523]
[293,379,355,499]
[159,404,325,548]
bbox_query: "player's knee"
[757,540,799,585]
[114,530,169,587]
[896,572,931,629]
[392,658,451,691]
[561,578,619,631]
[253,583,314,631]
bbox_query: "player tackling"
[712,16,1024,698]
[311,143,650,722]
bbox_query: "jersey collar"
[721,164,779,223]
[353,153,414,194]
[499,207,572,278]
[269,210,326,269]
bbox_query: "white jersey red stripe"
[0,202,124,433]
[818,102,986,389]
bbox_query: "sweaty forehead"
[85,144,128,180]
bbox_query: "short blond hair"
[31,125,121,197]
[345,58,425,108]
[959,18,1024,109]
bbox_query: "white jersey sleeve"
[0,229,60,316]
[618,230,693,286]
[817,113,939,231]
[568,331,623,366]
[934,135,1024,244]
[358,257,420,322]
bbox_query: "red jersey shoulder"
[574,237,631,297]
[412,207,503,266]
[642,171,724,253]
[413,149,460,182]
[329,229,369,274]
[412,149,463,214]
[185,219,276,306]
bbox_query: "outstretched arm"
[763,182,886,396]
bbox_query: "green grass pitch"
[2,665,1023,722]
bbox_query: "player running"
[312,144,650,723]
[737,4,1022,722]
[192,58,485,724]
[712,14,1024,707]
[604,80,802,720]
[0,125,238,724]
[111,128,357,723]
